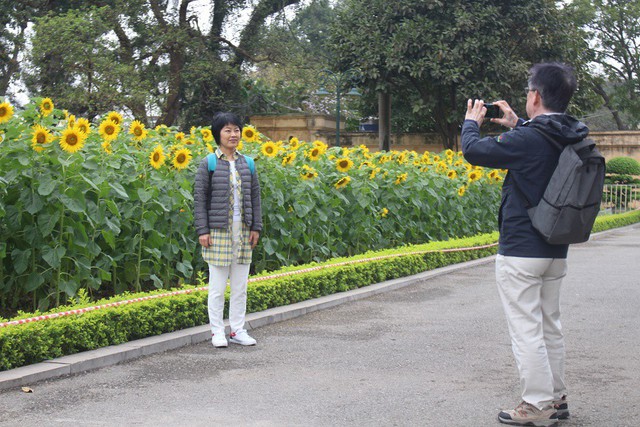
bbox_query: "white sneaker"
[211,333,228,348]
[229,330,257,346]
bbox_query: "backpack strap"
[209,152,254,174]
[207,153,217,172]
[243,155,255,175]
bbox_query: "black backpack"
[516,131,606,245]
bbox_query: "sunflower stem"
[55,164,67,307]
[135,174,147,293]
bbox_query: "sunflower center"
[134,127,142,136]
[106,126,114,135]
[177,154,186,163]
[37,133,46,144]
[67,135,78,146]
[43,103,51,110]
[0,107,6,116]
[266,147,273,154]
[153,152,160,162]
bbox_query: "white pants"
[208,222,251,336]
[495,255,568,409]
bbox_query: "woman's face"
[219,123,241,152]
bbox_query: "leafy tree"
[329,0,592,149]
[241,0,340,115]
[0,1,47,97]
[22,0,303,127]
[567,0,640,129]
[25,7,148,121]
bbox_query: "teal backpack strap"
[209,152,253,174]
[207,153,217,172]
[243,155,255,175]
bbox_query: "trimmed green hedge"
[592,209,640,232]
[606,156,640,175]
[1,210,638,371]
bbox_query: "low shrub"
[606,156,640,176]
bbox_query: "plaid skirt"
[202,221,253,266]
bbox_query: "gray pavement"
[0,224,639,426]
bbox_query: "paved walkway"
[0,225,639,426]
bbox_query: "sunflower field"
[0,98,504,316]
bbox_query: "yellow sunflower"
[334,176,351,189]
[175,132,185,142]
[155,124,169,135]
[201,128,213,142]
[0,102,14,124]
[67,114,76,128]
[458,186,466,197]
[107,111,123,125]
[59,127,87,153]
[99,119,120,142]
[369,167,380,180]
[261,141,278,158]
[380,207,389,218]
[468,170,482,182]
[335,157,354,173]
[75,118,91,135]
[149,145,165,169]
[242,126,258,142]
[39,98,54,116]
[306,147,321,161]
[447,170,457,179]
[288,137,300,149]
[31,124,54,152]
[282,152,296,166]
[300,165,318,180]
[172,148,192,170]
[394,173,408,185]
[313,140,328,155]
[129,120,148,142]
[101,140,113,155]
[206,143,214,153]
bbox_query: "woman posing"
[193,112,262,347]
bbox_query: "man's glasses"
[524,87,538,95]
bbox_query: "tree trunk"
[378,91,391,151]
[232,0,301,68]
[156,47,184,127]
[0,24,25,96]
[593,82,627,130]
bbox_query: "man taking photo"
[461,62,588,426]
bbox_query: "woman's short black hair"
[528,62,577,113]
[211,112,243,145]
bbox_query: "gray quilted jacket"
[193,153,262,237]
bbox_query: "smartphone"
[484,103,501,119]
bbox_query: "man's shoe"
[498,401,559,426]
[229,330,257,346]
[211,333,228,348]
[553,396,569,420]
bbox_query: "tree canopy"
[18,0,302,127]
[567,0,640,129]
[329,0,593,147]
